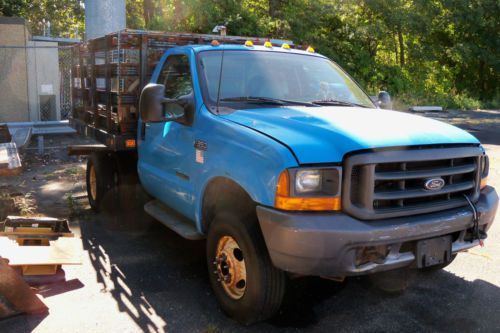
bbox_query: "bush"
[449,94,482,111]
[390,92,482,111]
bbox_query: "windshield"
[197,50,375,110]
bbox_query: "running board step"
[144,200,205,240]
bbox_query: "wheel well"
[201,177,257,232]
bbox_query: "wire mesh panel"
[58,47,74,120]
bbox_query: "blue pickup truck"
[72,31,498,324]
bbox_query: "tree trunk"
[479,60,486,97]
[174,0,183,26]
[397,26,405,67]
[143,0,154,28]
[394,34,399,64]
[269,0,284,18]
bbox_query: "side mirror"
[139,83,191,123]
[377,91,392,109]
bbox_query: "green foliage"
[1,0,498,109]
[0,0,84,38]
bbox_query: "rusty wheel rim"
[214,235,247,300]
[89,164,97,201]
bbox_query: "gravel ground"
[0,110,499,333]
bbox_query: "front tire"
[206,212,286,325]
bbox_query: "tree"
[1,0,497,108]
[0,0,84,38]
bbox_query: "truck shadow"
[79,210,500,332]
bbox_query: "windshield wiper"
[220,96,318,107]
[311,99,370,108]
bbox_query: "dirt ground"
[0,110,499,333]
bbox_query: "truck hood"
[221,107,479,164]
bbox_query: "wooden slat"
[67,144,109,155]
[0,259,48,316]
[0,237,81,266]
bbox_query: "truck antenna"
[213,25,227,114]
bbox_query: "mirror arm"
[161,97,178,104]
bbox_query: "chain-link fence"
[0,43,75,123]
[58,46,74,120]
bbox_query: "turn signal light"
[125,139,136,148]
[480,177,488,190]
[275,171,341,211]
[276,196,341,211]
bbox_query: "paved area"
[0,110,499,332]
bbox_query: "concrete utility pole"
[85,0,126,40]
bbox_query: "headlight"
[296,170,321,193]
[275,167,342,211]
[480,154,489,190]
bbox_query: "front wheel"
[206,213,286,325]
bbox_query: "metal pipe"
[84,0,126,40]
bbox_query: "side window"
[158,54,193,99]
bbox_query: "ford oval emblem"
[424,178,445,191]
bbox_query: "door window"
[158,54,193,118]
[159,54,193,98]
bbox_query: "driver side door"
[138,52,196,218]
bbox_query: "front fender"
[192,106,298,230]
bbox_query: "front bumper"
[257,186,498,277]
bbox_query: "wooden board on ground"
[0,142,21,176]
[0,237,82,266]
[0,258,48,316]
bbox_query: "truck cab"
[78,37,498,324]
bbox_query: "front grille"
[343,146,483,220]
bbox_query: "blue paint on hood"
[221,107,479,164]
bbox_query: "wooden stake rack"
[70,29,295,151]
